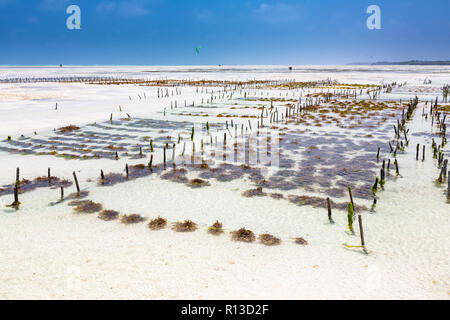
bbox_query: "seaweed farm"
[0,65,449,299]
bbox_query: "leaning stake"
[358,214,368,254]
[394,159,400,176]
[72,171,80,194]
[348,186,355,210]
[148,154,153,170]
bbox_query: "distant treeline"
[350,60,450,66]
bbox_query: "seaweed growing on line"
[121,214,146,224]
[148,217,168,230]
[231,228,256,242]
[173,220,198,232]
[208,221,224,235]
[258,234,282,246]
[98,210,119,221]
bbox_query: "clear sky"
[1,0,449,65]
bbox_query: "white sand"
[0,66,449,299]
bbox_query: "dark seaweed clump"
[160,168,188,183]
[99,173,127,186]
[242,187,266,198]
[288,194,367,212]
[72,200,103,214]
[173,220,197,232]
[98,210,119,221]
[121,214,146,224]
[59,125,80,133]
[269,193,284,199]
[0,176,72,196]
[148,216,168,230]
[295,237,308,245]
[258,234,282,246]
[208,221,224,235]
[187,178,210,188]
[231,228,256,242]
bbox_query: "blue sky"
[1,0,449,65]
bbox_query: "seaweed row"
[68,199,307,247]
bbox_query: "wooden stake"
[148,154,153,169]
[72,171,80,193]
[443,159,448,177]
[163,146,166,169]
[327,197,333,223]
[358,214,368,254]
[13,184,19,204]
[448,171,450,197]
[172,143,176,167]
[348,186,355,210]
[439,160,448,183]
[372,198,377,209]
